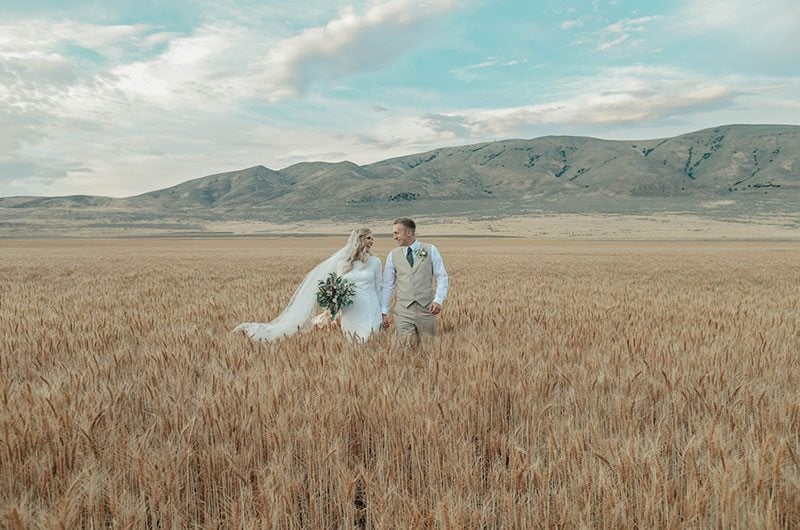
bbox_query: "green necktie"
[406,247,414,267]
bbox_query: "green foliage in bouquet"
[316,272,357,320]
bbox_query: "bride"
[234,228,383,343]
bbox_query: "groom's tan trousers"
[395,301,437,339]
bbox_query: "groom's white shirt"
[380,240,449,314]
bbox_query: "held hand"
[429,303,442,315]
[382,314,391,328]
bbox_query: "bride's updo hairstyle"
[340,228,372,274]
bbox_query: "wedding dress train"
[233,230,382,343]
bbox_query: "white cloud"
[109,25,253,107]
[1,5,469,196]
[676,0,800,63]
[370,72,800,151]
[450,57,525,81]
[449,58,499,81]
[1,22,263,134]
[594,15,659,52]
[679,0,795,31]
[598,34,629,51]
[0,21,169,62]
[0,21,189,158]
[561,19,583,30]
[415,66,756,139]
[0,18,280,196]
[258,0,457,101]
[610,16,658,31]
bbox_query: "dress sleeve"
[370,256,382,294]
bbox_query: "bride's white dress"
[337,256,383,342]
[233,251,382,344]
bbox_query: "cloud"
[679,0,794,32]
[0,20,196,160]
[675,0,799,66]
[1,17,282,120]
[606,16,658,33]
[598,34,630,51]
[560,19,583,30]
[420,113,478,138]
[1,7,469,196]
[0,22,263,138]
[109,24,257,106]
[0,21,170,63]
[450,57,525,81]
[453,58,498,73]
[417,66,747,139]
[0,17,286,196]
[594,15,659,52]
[0,103,50,154]
[258,0,458,101]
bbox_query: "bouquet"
[316,272,357,320]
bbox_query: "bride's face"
[364,233,374,252]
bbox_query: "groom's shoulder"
[424,243,446,262]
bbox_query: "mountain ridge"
[3,124,798,206]
[1,124,798,236]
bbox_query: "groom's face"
[393,224,414,246]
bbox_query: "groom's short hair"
[393,217,416,233]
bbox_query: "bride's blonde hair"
[340,228,372,274]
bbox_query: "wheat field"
[1,238,799,528]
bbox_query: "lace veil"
[233,229,361,342]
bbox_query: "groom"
[381,218,449,346]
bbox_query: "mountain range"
[1,124,798,236]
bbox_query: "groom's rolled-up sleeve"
[380,252,396,314]
[431,245,449,306]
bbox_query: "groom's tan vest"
[392,243,434,309]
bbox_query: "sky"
[1,0,799,197]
